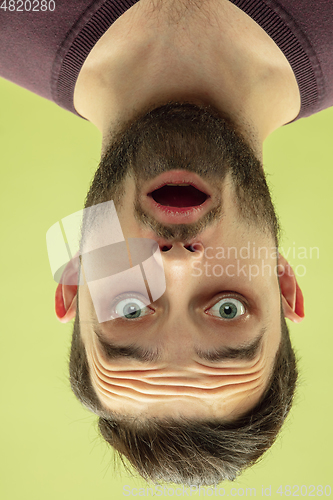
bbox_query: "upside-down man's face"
[59,102,304,421]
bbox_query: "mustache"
[133,197,223,242]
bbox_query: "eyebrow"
[93,322,266,364]
[194,327,266,362]
[95,328,160,363]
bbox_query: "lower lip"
[147,197,211,224]
[145,170,212,197]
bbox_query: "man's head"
[56,101,304,481]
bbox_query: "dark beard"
[84,101,279,245]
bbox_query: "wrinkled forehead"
[81,325,272,420]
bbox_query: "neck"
[74,0,301,152]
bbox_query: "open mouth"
[148,184,209,208]
[143,171,214,224]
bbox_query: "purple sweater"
[0,0,332,120]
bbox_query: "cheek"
[117,207,141,237]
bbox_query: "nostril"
[185,242,204,253]
[184,245,196,252]
[159,243,202,252]
[161,245,172,252]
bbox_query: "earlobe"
[278,254,305,323]
[54,256,79,323]
[55,282,77,323]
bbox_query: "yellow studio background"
[0,76,332,500]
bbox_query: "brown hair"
[69,300,298,486]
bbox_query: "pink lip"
[143,170,213,224]
[145,170,213,197]
[146,197,211,224]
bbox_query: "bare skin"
[74,0,301,154]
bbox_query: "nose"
[159,241,204,257]
[151,241,205,289]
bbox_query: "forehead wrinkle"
[92,379,268,415]
[91,322,268,377]
[91,340,267,395]
[92,380,266,422]
[92,327,267,377]
[92,366,266,401]
[94,358,266,390]
[95,357,267,382]
[91,332,268,382]
[87,341,270,417]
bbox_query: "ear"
[278,254,305,323]
[55,257,79,323]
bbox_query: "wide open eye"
[207,297,245,319]
[112,294,153,319]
